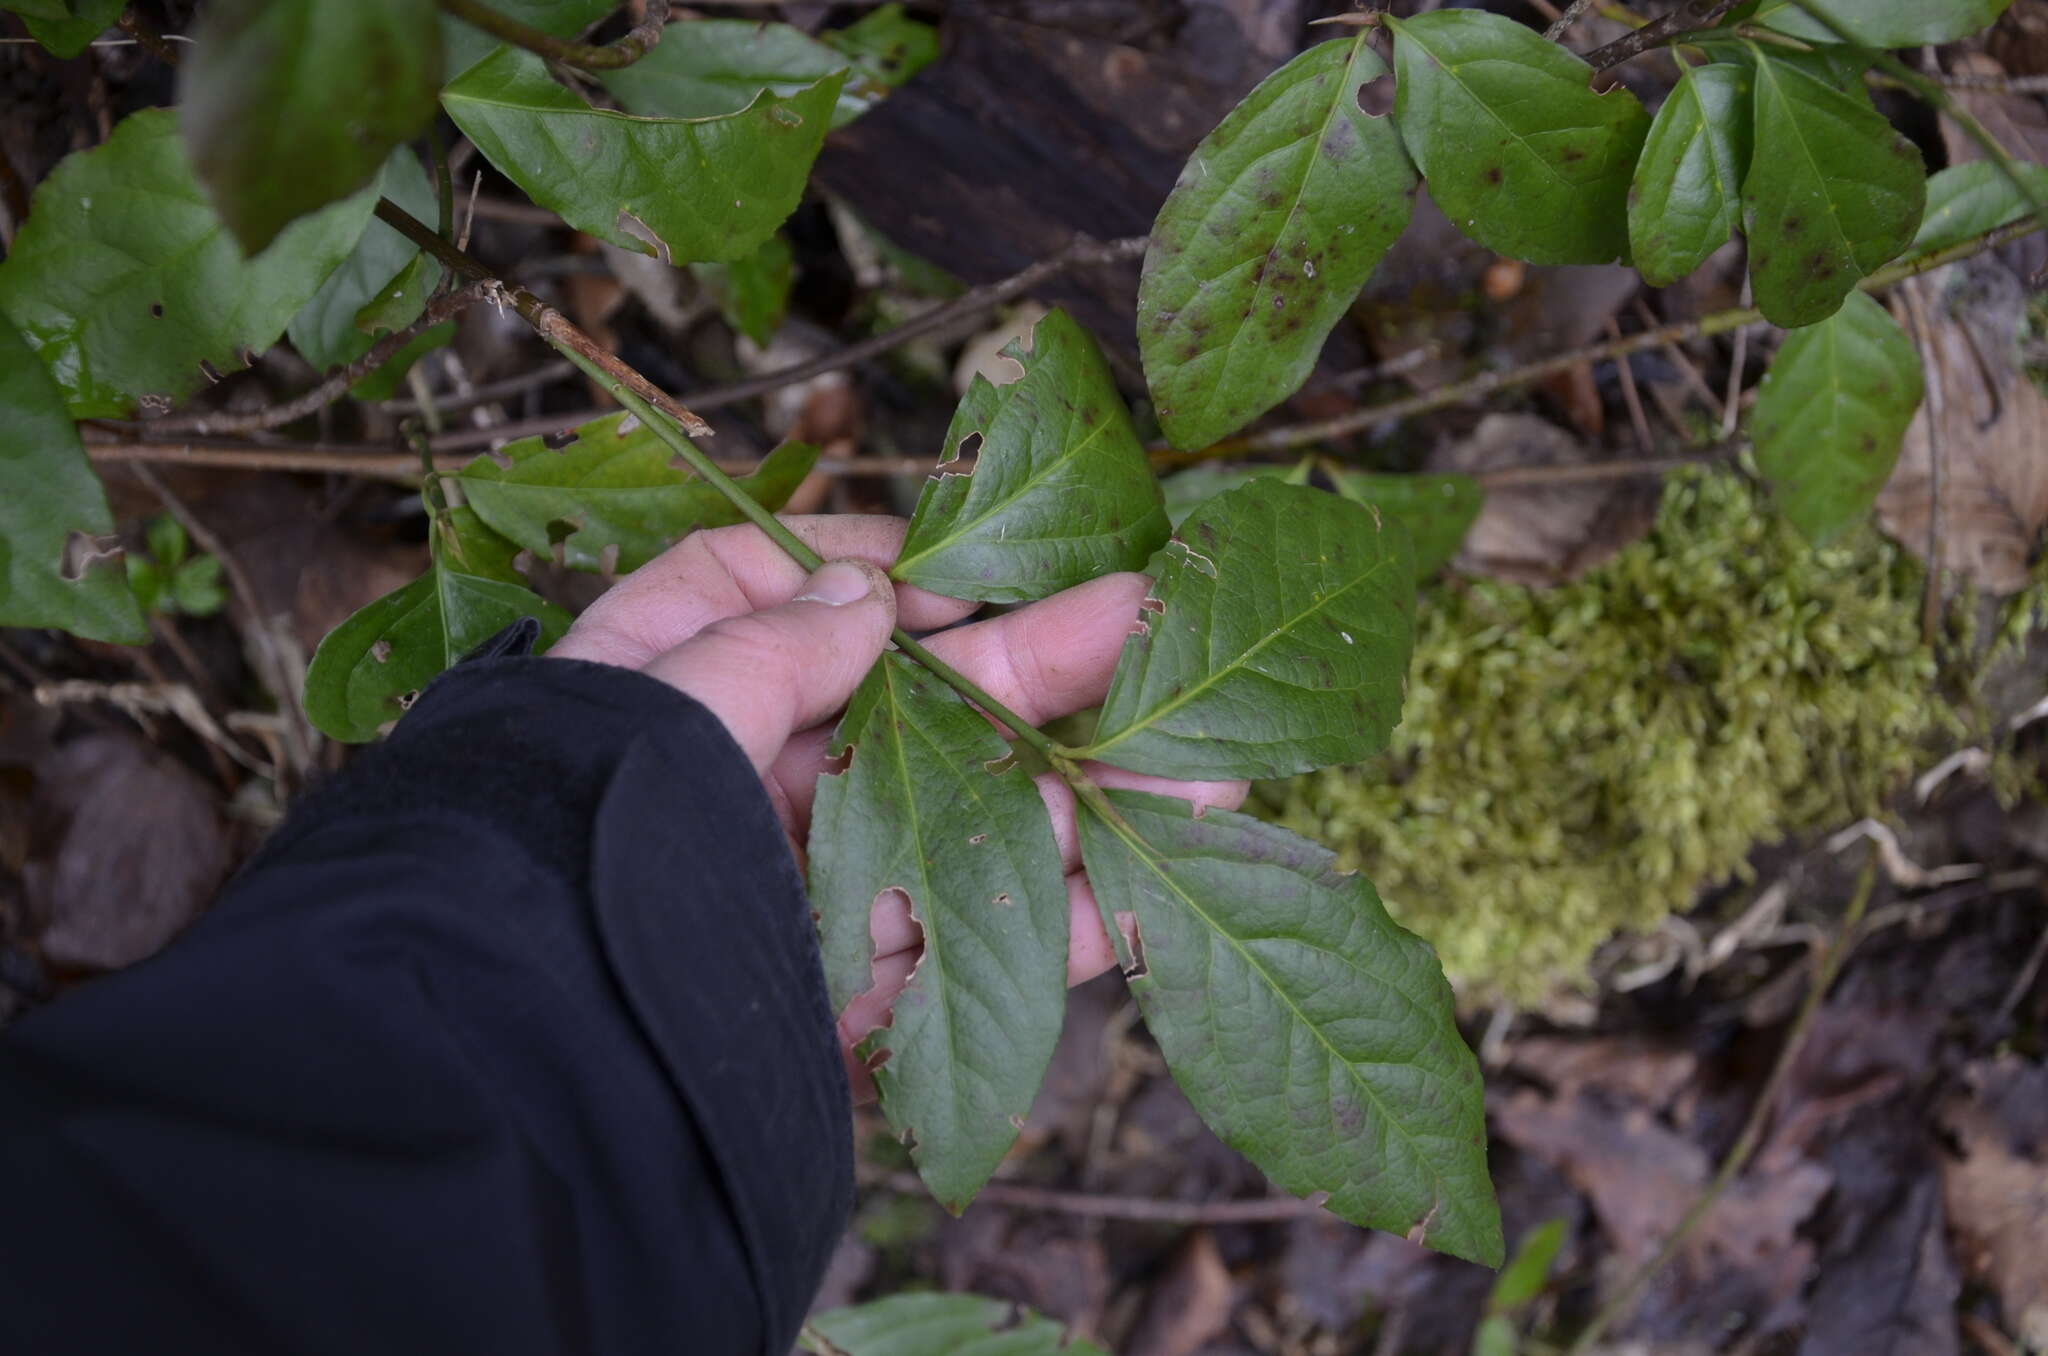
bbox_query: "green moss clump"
[1271,469,1953,999]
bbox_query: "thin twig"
[1544,0,1600,42]
[1991,895,2048,1031]
[428,234,1150,453]
[1721,278,1753,440]
[1585,0,1739,70]
[1194,218,2041,461]
[438,0,670,70]
[857,1166,1328,1224]
[1918,70,2048,96]
[1902,282,1946,645]
[374,198,715,439]
[1607,318,1655,450]
[138,285,489,436]
[1565,855,1880,1355]
[1633,297,1724,421]
[379,359,578,416]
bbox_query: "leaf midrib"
[1090,799,1447,1223]
[1746,46,1862,273]
[1082,544,1399,760]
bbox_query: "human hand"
[550,516,1247,1093]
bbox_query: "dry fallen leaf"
[1124,1229,1237,1356]
[1940,1057,2048,1349]
[1877,265,2048,596]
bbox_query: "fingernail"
[794,560,875,606]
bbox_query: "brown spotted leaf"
[808,654,1069,1211]
[1076,789,1502,1266]
[1139,34,1416,451]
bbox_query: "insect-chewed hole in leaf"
[59,531,122,582]
[983,752,1016,776]
[898,1126,919,1152]
[1116,910,1148,980]
[197,359,224,384]
[1404,1200,1442,1247]
[149,302,165,319]
[949,429,984,466]
[542,429,577,452]
[864,1047,892,1072]
[396,689,421,711]
[484,446,515,470]
[614,208,672,266]
[598,542,621,577]
[370,639,393,664]
[615,414,641,437]
[992,892,1012,907]
[968,833,988,846]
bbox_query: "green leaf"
[169,555,226,618]
[1740,44,1924,327]
[1487,1217,1568,1313]
[1160,457,1313,528]
[808,654,1070,1211]
[442,44,843,266]
[1139,36,1416,451]
[1076,790,1501,1266]
[802,1294,1107,1356]
[601,18,878,130]
[821,4,940,89]
[1387,10,1650,266]
[1073,480,1414,781]
[146,515,189,570]
[1472,1317,1518,1356]
[0,312,145,643]
[891,310,1169,603]
[455,413,818,574]
[125,559,166,616]
[1752,0,2013,47]
[690,233,795,346]
[290,149,440,372]
[440,0,612,79]
[1324,468,1484,579]
[0,109,377,419]
[1629,62,1754,287]
[14,0,121,59]
[304,508,571,742]
[1750,290,1924,542]
[354,252,440,337]
[347,321,457,403]
[1912,160,2048,254]
[179,0,441,254]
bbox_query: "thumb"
[643,559,896,774]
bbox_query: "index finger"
[553,515,978,669]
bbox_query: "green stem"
[547,340,1069,762]
[438,0,670,71]
[1780,0,2048,239]
[1564,855,1879,1354]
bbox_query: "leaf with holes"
[1160,457,1313,528]
[807,654,1069,1211]
[0,109,376,418]
[1751,0,2013,47]
[1629,62,1754,286]
[890,309,1169,603]
[1740,43,1924,327]
[1387,9,1649,266]
[802,1294,1107,1356]
[1072,480,1414,781]
[1076,790,1502,1265]
[1324,468,1483,579]
[443,44,843,266]
[304,509,571,742]
[690,234,796,346]
[0,313,145,643]
[1139,35,1416,451]
[179,0,442,253]
[1750,290,1924,541]
[289,148,442,372]
[10,0,122,58]
[456,414,818,574]
[1911,161,2048,254]
[601,18,880,130]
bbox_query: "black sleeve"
[0,636,853,1356]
